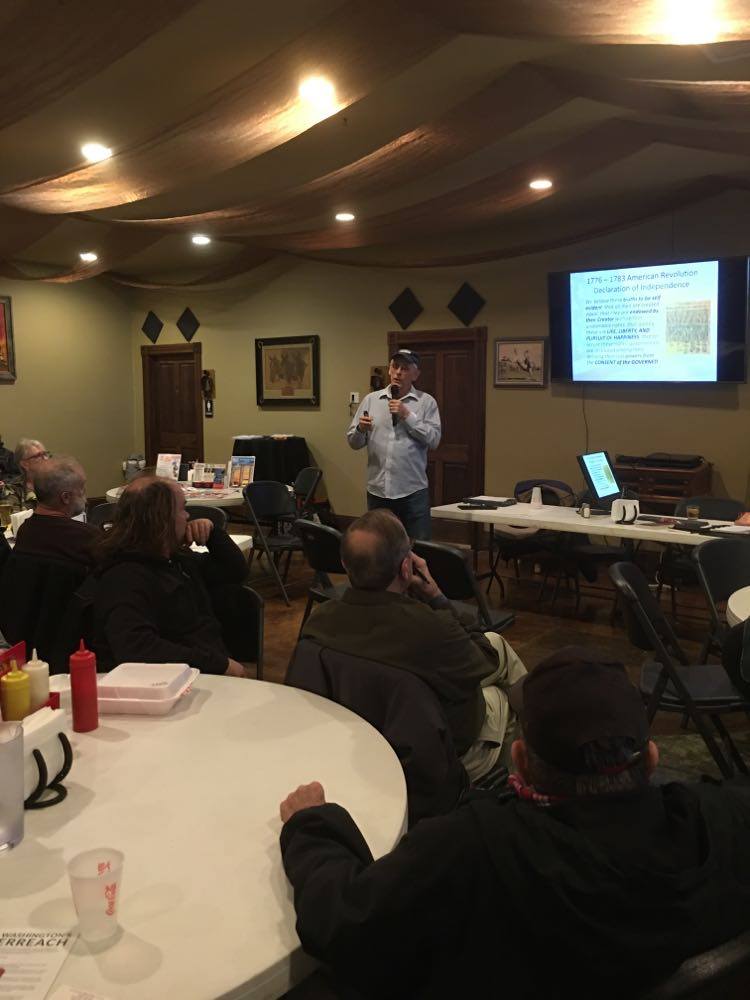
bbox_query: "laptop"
[576,451,622,510]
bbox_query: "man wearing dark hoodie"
[279,648,750,999]
[92,476,251,677]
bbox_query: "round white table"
[3,527,253,555]
[727,586,750,627]
[106,486,245,508]
[0,678,408,999]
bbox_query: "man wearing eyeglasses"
[2,438,50,509]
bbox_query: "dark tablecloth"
[232,436,310,484]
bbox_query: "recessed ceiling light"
[191,234,211,246]
[298,75,337,116]
[81,142,112,163]
[335,212,355,222]
[659,0,720,44]
[529,178,553,191]
[79,251,98,263]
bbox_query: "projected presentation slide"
[570,260,719,382]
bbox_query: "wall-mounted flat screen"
[549,257,748,383]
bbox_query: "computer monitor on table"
[577,451,622,508]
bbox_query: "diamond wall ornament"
[141,310,163,343]
[176,307,200,342]
[447,282,486,326]
[388,287,423,330]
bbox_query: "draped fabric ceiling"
[3,0,750,285]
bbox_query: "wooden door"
[387,328,486,505]
[142,344,204,465]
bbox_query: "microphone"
[391,385,400,427]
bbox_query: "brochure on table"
[0,929,76,999]
[155,453,181,479]
[228,455,256,488]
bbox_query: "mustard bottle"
[0,660,31,721]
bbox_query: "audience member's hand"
[225,658,247,677]
[358,414,373,433]
[185,518,214,546]
[408,553,441,600]
[280,782,326,823]
[735,512,750,526]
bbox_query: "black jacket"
[92,528,247,674]
[281,779,750,999]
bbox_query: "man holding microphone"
[347,348,441,540]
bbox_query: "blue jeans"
[366,488,432,540]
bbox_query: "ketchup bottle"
[69,640,99,733]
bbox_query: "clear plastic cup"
[0,722,24,852]
[67,847,124,944]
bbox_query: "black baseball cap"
[510,647,649,775]
[390,348,420,367]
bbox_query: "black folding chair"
[692,537,750,661]
[413,540,514,632]
[0,552,90,673]
[279,467,323,527]
[286,639,468,827]
[243,482,302,605]
[656,496,746,620]
[212,584,264,679]
[639,927,750,1000]
[186,505,228,531]
[294,519,349,635]
[87,502,118,528]
[609,560,749,779]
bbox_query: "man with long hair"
[279,648,750,998]
[92,476,250,676]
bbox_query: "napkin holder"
[22,707,73,809]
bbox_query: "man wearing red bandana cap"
[279,647,750,999]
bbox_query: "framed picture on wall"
[255,335,320,407]
[0,296,16,384]
[494,338,546,388]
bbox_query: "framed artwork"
[494,338,546,388]
[0,296,16,384]
[255,335,319,407]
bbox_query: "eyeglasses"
[26,451,50,461]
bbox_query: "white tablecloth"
[106,486,245,508]
[431,498,735,547]
[727,586,750,628]
[0,677,407,999]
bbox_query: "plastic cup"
[67,847,124,944]
[0,722,24,852]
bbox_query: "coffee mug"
[611,498,639,524]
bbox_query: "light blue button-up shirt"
[346,386,442,499]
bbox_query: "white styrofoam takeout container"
[50,663,199,716]
[98,662,199,715]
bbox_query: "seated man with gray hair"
[14,456,99,567]
[301,508,526,779]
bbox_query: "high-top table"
[0,678,407,999]
[431,497,738,547]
